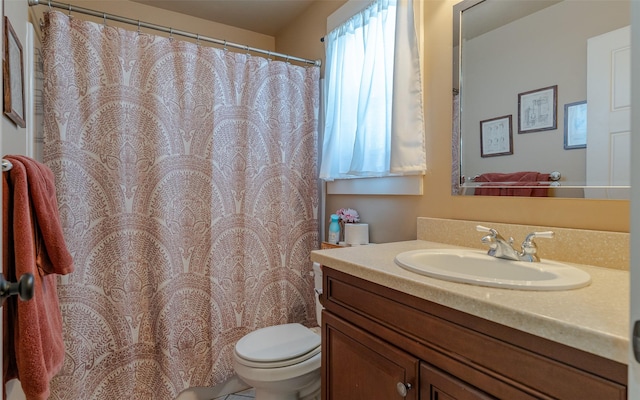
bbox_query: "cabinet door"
[420,363,496,400]
[323,311,418,400]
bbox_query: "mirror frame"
[452,0,479,195]
[452,0,630,199]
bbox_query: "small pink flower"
[336,208,360,223]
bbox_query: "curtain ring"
[169,27,173,40]
[47,0,51,10]
[137,20,141,35]
[196,34,200,46]
[67,3,72,17]
[245,44,250,55]
[267,51,272,61]
[103,13,107,26]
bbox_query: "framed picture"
[480,115,513,157]
[3,16,25,128]
[564,100,587,149]
[518,85,557,134]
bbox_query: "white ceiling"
[130,0,317,36]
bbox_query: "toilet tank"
[312,263,323,326]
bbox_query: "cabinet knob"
[396,381,412,397]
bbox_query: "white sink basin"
[394,249,591,291]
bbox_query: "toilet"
[232,263,323,400]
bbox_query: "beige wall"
[278,0,629,244]
[30,0,275,50]
[275,1,345,71]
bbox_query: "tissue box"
[345,223,369,245]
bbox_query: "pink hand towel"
[474,171,551,183]
[3,155,74,400]
[474,171,551,197]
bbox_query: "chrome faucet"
[476,225,554,262]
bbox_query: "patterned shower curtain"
[41,11,319,399]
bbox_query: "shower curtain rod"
[27,0,321,67]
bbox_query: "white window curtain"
[320,0,426,180]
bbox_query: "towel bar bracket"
[0,273,35,305]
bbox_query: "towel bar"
[466,171,561,183]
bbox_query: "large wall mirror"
[453,0,630,198]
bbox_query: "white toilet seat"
[233,349,321,384]
[235,345,321,369]
[234,323,321,368]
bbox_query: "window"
[319,0,426,181]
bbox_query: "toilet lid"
[235,323,321,363]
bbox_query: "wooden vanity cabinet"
[320,267,627,400]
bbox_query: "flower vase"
[338,220,346,243]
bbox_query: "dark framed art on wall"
[518,85,557,134]
[3,16,25,128]
[480,115,513,157]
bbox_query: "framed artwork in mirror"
[518,85,557,134]
[3,16,25,128]
[564,100,587,149]
[480,115,513,157]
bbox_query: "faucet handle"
[476,225,511,242]
[476,225,502,238]
[521,231,554,261]
[524,231,555,243]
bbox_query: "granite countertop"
[310,240,629,364]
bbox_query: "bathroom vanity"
[311,240,628,399]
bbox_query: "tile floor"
[211,388,255,400]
